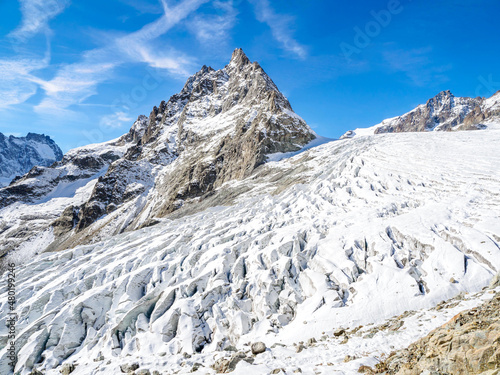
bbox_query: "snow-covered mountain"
[341,89,500,138]
[1,50,500,375]
[0,48,316,260]
[1,122,499,375]
[0,132,63,187]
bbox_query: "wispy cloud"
[33,0,209,114]
[100,111,134,129]
[115,0,210,75]
[130,45,194,75]
[0,0,67,109]
[32,49,118,113]
[0,51,50,109]
[249,0,307,59]
[188,0,238,46]
[0,0,69,108]
[383,47,451,87]
[0,60,39,108]
[8,0,70,42]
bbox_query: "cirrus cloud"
[249,0,307,59]
[100,111,134,129]
[8,0,70,42]
[33,0,209,115]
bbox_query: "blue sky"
[0,0,499,152]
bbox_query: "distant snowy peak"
[342,90,500,139]
[0,132,63,187]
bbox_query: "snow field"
[1,126,500,374]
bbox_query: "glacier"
[1,122,500,374]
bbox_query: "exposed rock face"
[0,132,63,187]
[212,352,253,373]
[341,90,500,138]
[76,158,154,230]
[251,342,267,355]
[0,49,315,258]
[375,292,500,374]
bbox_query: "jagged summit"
[341,89,500,138]
[432,89,453,98]
[132,48,308,162]
[0,49,316,256]
[228,47,251,68]
[426,89,456,110]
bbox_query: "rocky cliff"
[0,49,316,259]
[0,132,63,187]
[372,288,500,374]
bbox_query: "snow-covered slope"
[0,132,63,187]
[0,49,316,260]
[341,90,500,138]
[1,124,499,374]
[0,131,142,260]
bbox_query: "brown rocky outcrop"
[371,291,500,374]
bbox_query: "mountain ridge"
[0,48,316,260]
[0,132,63,188]
[341,89,500,138]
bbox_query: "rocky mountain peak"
[342,90,500,138]
[0,50,315,253]
[125,115,149,144]
[88,44,314,226]
[426,89,456,111]
[229,47,251,68]
[135,49,302,157]
[433,89,453,100]
[179,64,217,96]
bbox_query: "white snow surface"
[1,126,500,374]
[483,90,500,111]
